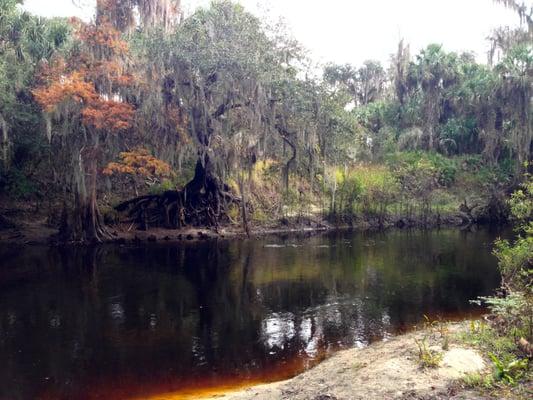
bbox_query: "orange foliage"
[103,148,173,178]
[32,72,98,112]
[71,17,129,56]
[92,61,135,86]
[82,100,135,132]
[35,56,69,84]
[32,17,135,134]
[33,7,185,141]
[32,70,134,132]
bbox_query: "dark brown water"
[0,228,502,400]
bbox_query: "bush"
[489,353,528,385]
[440,116,477,154]
[460,321,517,359]
[227,203,240,223]
[414,337,443,368]
[101,207,120,225]
[458,321,530,390]
[336,168,363,214]
[353,165,398,216]
[148,179,175,195]
[387,151,457,187]
[469,168,533,390]
[494,233,533,294]
[487,170,532,343]
[324,165,398,218]
[481,292,532,343]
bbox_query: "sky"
[22,0,522,66]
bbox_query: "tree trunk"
[58,146,110,243]
[183,155,238,228]
[424,86,440,151]
[238,173,250,237]
[0,114,9,171]
[115,155,239,230]
[281,136,296,195]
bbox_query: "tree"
[0,0,70,171]
[390,39,412,129]
[78,0,182,32]
[493,0,532,34]
[103,148,173,196]
[357,60,386,105]
[413,44,459,151]
[495,43,532,169]
[117,1,307,228]
[32,16,135,242]
[324,60,386,107]
[1,0,529,239]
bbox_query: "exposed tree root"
[115,159,241,231]
[56,202,114,243]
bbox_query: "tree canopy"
[0,0,531,241]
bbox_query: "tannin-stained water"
[0,228,502,399]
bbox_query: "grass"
[414,337,443,368]
[457,320,517,361]
[455,320,532,398]
[238,151,512,226]
[461,372,494,389]
[413,317,449,368]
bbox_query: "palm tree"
[496,44,532,168]
[0,1,68,169]
[414,45,459,151]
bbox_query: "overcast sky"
[22,0,521,66]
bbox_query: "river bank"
[0,208,492,245]
[147,321,528,400]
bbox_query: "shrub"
[463,169,533,392]
[337,168,363,214]
[489,353,528,385]
[227,203,240,224]
[460,321,517,359]
[387,151,457,187]
[148,179,175,195]
[485,170,532,342]
[324,164,399,218]
[414,337,443,368]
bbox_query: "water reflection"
[0,228,501,399]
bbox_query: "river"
[0,228,502,399]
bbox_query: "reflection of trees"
[0,229,501,399]
[0,245,106,399]
[249,229,500,349]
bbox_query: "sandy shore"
[147,322,490,400]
